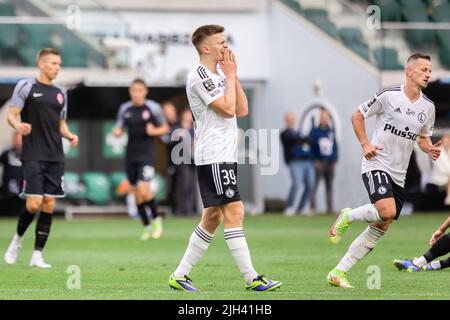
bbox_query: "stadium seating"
[21,24,54,47]
[64,172,87,200]
[59,44,88,67]
[373,0,402,22]
[82,172,111,205]
[374,47,404,70]
[109,171,128,201]
[339,28,370,60]
[153,173,166,203]
[280,0,302,14]
[0,24,19,50]
[0,1,14,16]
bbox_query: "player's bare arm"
[146,122,169,137]
[417,136,441,161]
[7,107,31,136]
[60,120,79,147]
[113,127,123,137]
[351,109,383,160]
[210,49,237,118]
[430,216,450,245]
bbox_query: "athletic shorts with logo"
[22,160,65,197]
[197,162,241,208]
[126,161,155,186]
[362,170,404,219]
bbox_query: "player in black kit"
[114,79,168,240]
[4,48,79,268]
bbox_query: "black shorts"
[22,161,65,198]
[126,161,155,186]
[362,170,405,220]
[197,162,241,208]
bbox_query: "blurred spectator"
[280,112,315,216]
[0,132,25,216]
[309,107,338,214]
[161,101,181,213]
[172,109,197,216]
[429,134,450,205]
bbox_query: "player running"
[327,53,441,288]
[168,25,281,292]
[114,79,168,240]
[393,215,450,272]
[4,48,79,268]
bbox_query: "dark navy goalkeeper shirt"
[10,78,68,163]
[115,100,166,163]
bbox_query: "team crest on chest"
[417,112,426,123]
[142,110,150,120]
[56,92,64,105]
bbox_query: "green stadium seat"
[109,171,127,201]
[0,2,14,16]
[17,46,39,66]
[315,19,340,39]
[374,47,404,70]
[431,3,450,22]
[64,172,87,200]
[339,28,364,46]
[153,173,166,203]
[82,172,111,205]
[373,0,401,22]
[349,42,370,60]
[399,0,428,20]
[304,8,328,22]
[20,24,54,47]
[280,0,302,14]
[59,45,88,67]
[397,0,434,47]
[0,24,19,49]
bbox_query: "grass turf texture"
[0,213,449,300]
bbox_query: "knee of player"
[208,210,223,225]
[42,197,56,210]
[26,198,43,213]
[377,206,396,221]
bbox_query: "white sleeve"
[60,88,68,120]
[192,75,224,106]
[358,92,385,118]
[419,108,435,137]
[10,79,31,109]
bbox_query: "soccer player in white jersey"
[327,53,442,288]
[168,25,281,292]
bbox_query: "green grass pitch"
[1,213,449,300]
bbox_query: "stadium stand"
[281,0,450,70]
[0,0,107,67]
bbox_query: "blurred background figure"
[429,134,450,205]
[309,107,338,214]
[172,108,197,216]
[280,112,314,216]
[0,132,24,216]
[161,101,181,214]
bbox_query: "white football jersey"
[186,64,238,165]
[359,84,435,187]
